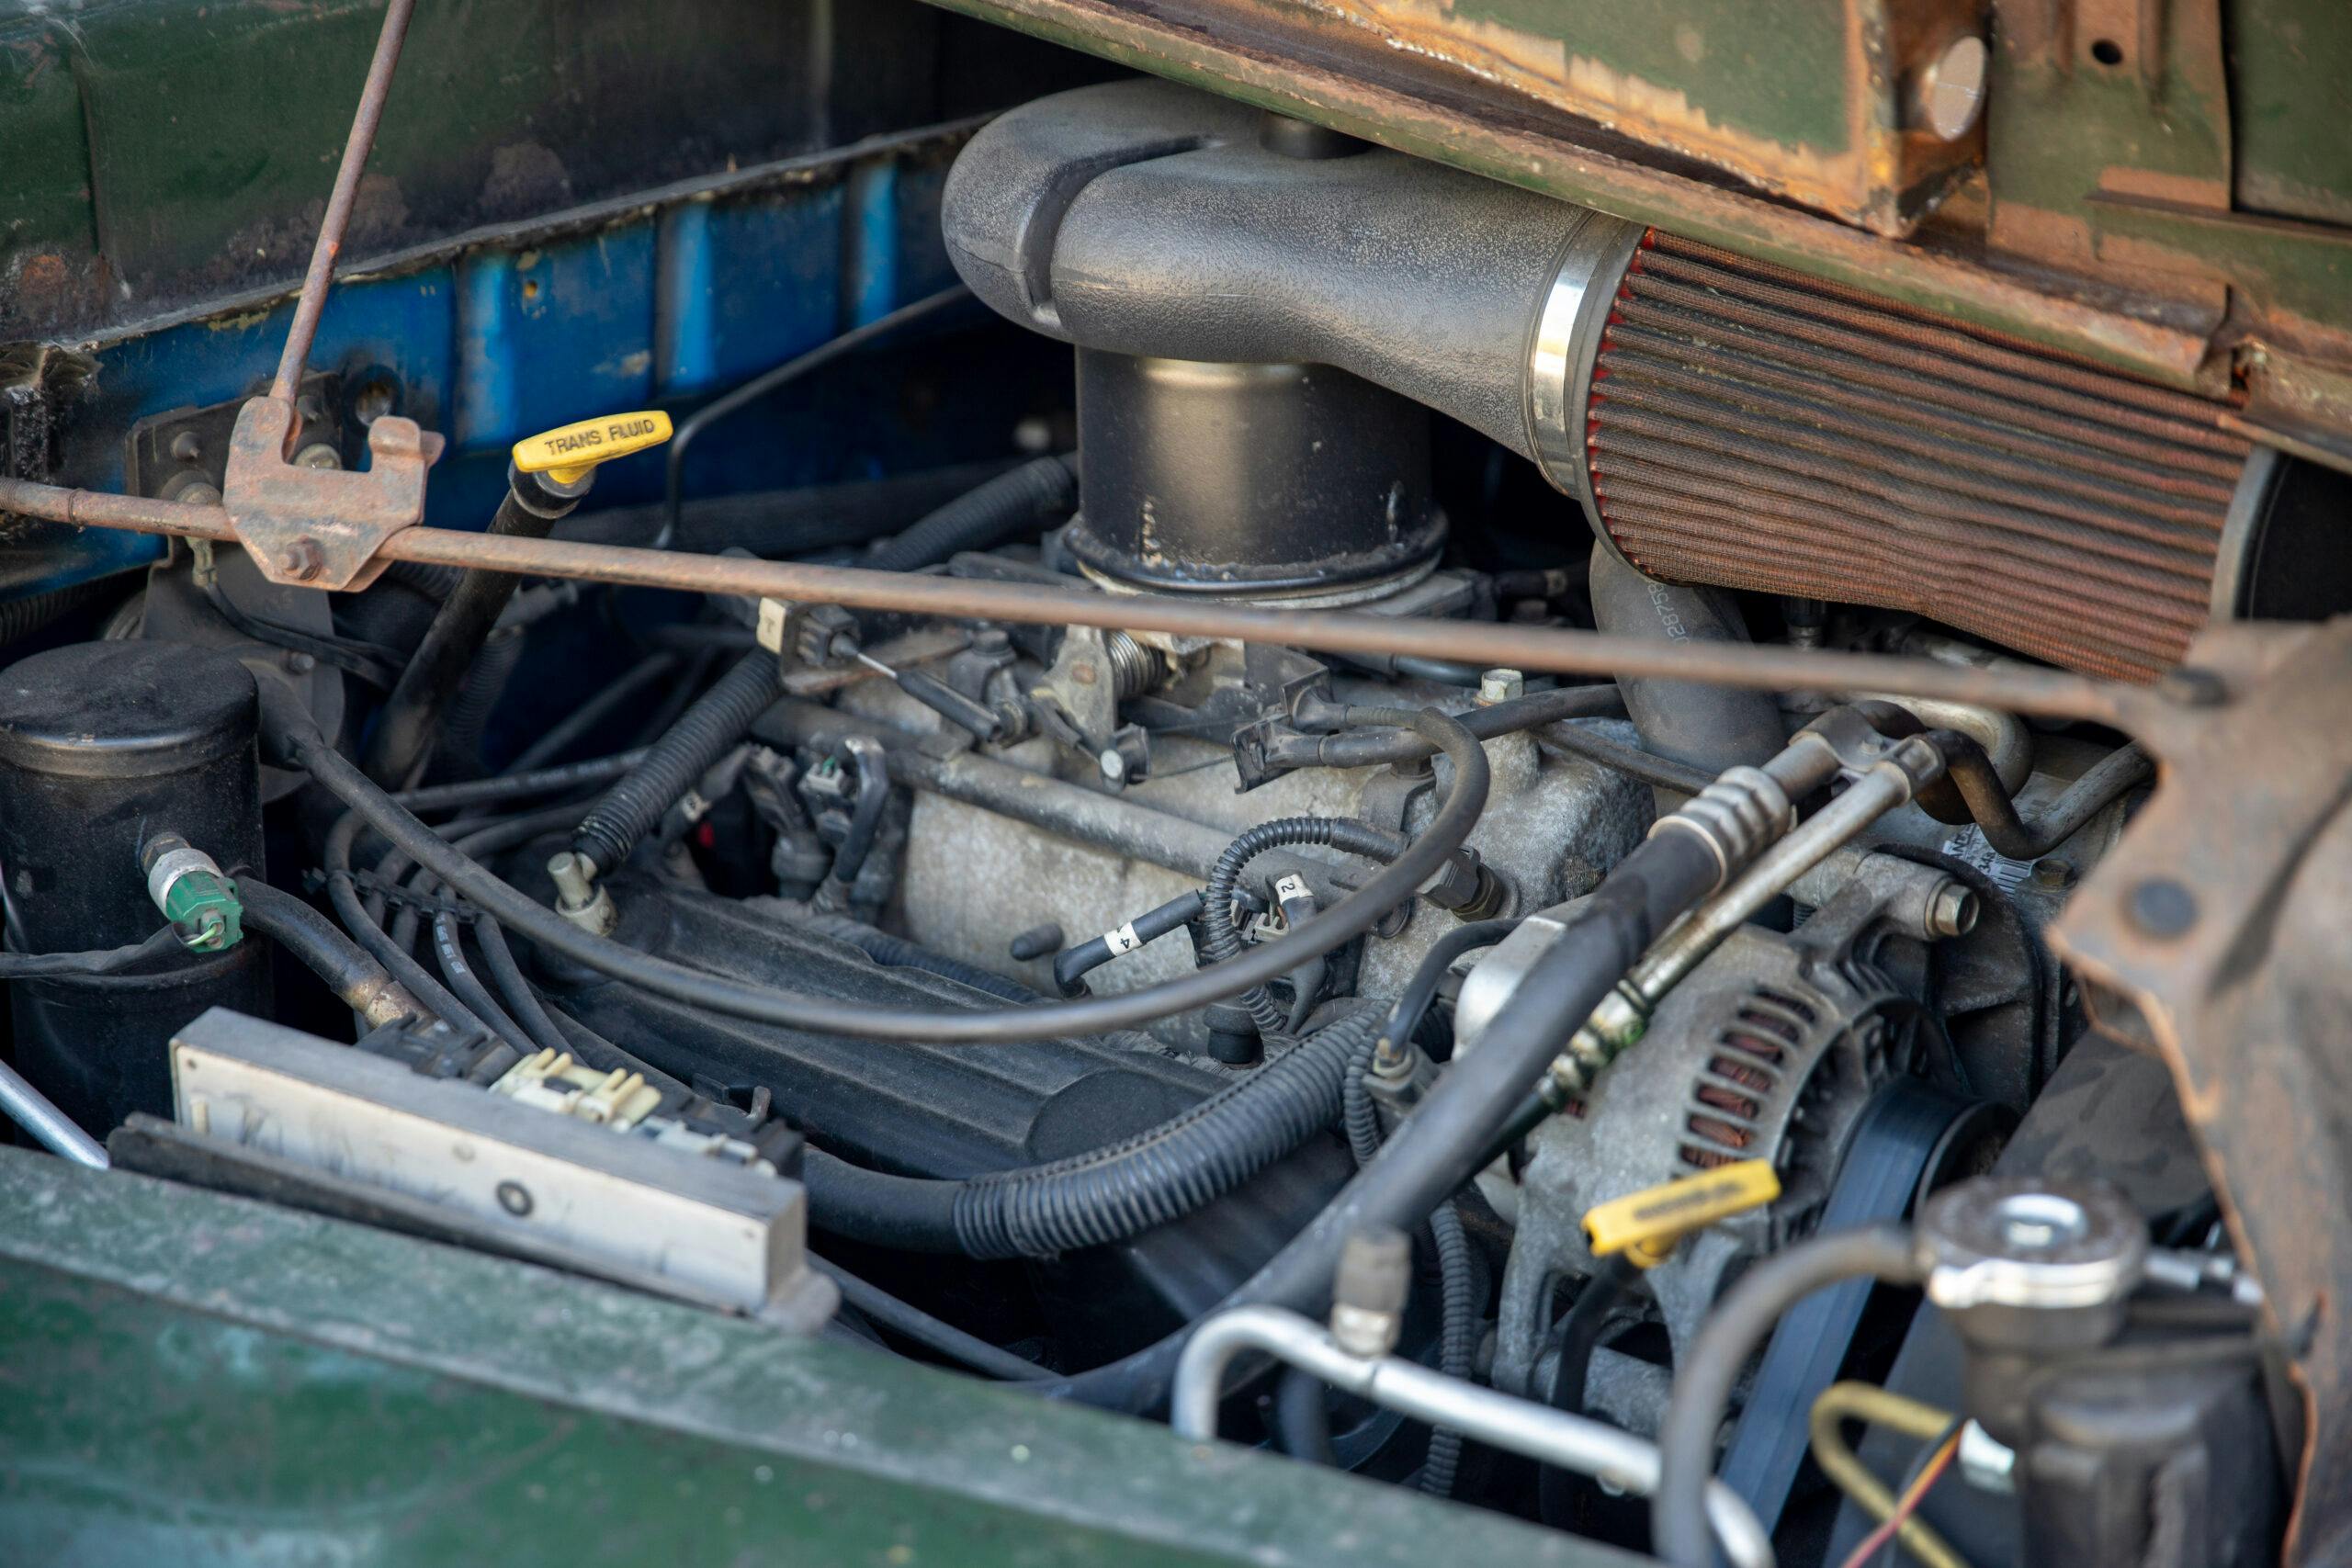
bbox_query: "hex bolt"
[1928,883,1980,937]
[2030,858,2075,891]
[278,536,325,581]
[1098,748,1126,784]
[2125,877,2199,939]
[291,442,344,471]
[1329,1224,1412,1358]
[1476,668,1525,706]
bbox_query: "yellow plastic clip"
[511,410,673,486]
[1582,1159,1782,1269]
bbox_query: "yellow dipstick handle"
[512,411,673,486]
[1582,1158,1782,1269]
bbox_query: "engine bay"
[1,3,2348,1565]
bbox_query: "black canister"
[0,640,271,1134]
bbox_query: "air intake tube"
[944,80,2264,675]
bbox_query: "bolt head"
[1914,35,1989,141]
[1476,668,1525,706]
[1928,883,1981,937]
[291,442,343,471]
[1070,661,1098,686]
[277,537,324,581]
[1097,748,1125,783]
[2030,857,2075,891]
[2125,877,2198,939]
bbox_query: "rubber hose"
[437,627,525,780]
[802,1010,1380,1259]
[267,690,1487,1043]
[1199,818,1408,1037]
[367,481,573,787]
[790,909,1038,1003]
[571,648,779,874]
[1587,542,1784,790]
[863,453,1079,573]
[1274,1367,1336,1463]
[1257,684,1622,773]
[0,579,112,646]
[1422,1198,1476,1497]
[239,882,406,1019]
[1652,1224,1924,1568]
[1341,920,1517,1168]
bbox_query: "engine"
[1,26,2345,1568]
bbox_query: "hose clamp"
[1522,214,1645,535]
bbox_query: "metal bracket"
[225,395,444,592]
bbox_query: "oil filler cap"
[512,411,673,487]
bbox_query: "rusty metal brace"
[225,0,443,592]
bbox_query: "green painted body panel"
[0,1149,1637,1567]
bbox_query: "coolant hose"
[803,1009,1381,1258]
[1199,818,1408,1037]
[1588,542,1785,789]
[571,648,780,874]
[862,453,1078,573]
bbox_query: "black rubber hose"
[1651,1224,1924,1568]
[1533,721,1719,796]
[0,925,183,978]
[321,809,491,1036]
[811,1253,1050,1382]
[1254,684,1621,774]
[392,750,649,814]
[820,738,891,893]
[571,648,779,874]
[862,453,1079,573]
[1342,919,1517,1165]
[1199,818,1408,1037]
[1539,1253,1638,1525]
[366,474,581,788]
[471,915,571,1055]
[1053,889,1204,997]
[787,909,1037,1003]
[803,1010,1381,1259]
[1035,824,1720,1414]
[1273,1367,1336,1463]
[1422,1198,1476,1498]
[437,626,526,779]
[265,696,1490,1044]
[239,882,407,1018]
[1587,542,1785,788]
[1939,737,2152,861]
[503,651,682,776]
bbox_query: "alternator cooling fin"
[1586,231,2254,681]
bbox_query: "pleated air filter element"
[1582,232,2253,682]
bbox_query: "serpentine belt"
[1712,1077,1976,1533]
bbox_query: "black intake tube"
[571,649,779,874]
[1587,542,1786,788]
[862,454,1079,573]
[802,1009,1379,1259]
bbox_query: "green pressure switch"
[141,832,243,952]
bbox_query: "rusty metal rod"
[268,0,419,416]
[0,474,2154,732]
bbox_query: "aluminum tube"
[0,1056,108,1168]
[1172,1304,1773,1568]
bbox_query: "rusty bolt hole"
[2090,38,2124,65]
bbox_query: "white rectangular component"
[168,1008,816,1315]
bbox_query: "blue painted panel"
[28,142,978,599]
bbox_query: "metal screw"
[2030,858,2075,891]
[2125,877,2199,939]
[291,442,343,471]
[1097,748,1126,784]
[1476,668,1525,706]
[278,536,325,581]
